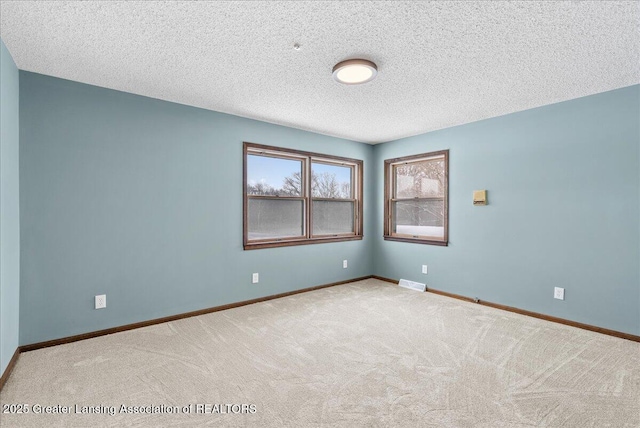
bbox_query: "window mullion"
[305,156,312,239]
[248,195,306,200]
[390,197,444,202]
[312,198,356,202]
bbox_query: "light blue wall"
[19,72,374,345]
[14,70,640,345]
[1,39,20,376]
[373,85,640,336]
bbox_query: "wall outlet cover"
[95,294,106,309]
[252,273,259,284]
[343,260,348,269]
[554,287,565,300]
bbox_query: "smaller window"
[384,150,449,246]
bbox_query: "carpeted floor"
[1,278,638,427]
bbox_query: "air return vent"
[398,279,426,292]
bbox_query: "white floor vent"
[398,279,426,292]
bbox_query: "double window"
[243,142,363,250]
[384,150,449,246]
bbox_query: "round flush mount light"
[332,59,378,85]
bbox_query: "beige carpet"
[1,278,638,427]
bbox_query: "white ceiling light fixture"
[332,59,378,85]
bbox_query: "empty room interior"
[0,1,639,427]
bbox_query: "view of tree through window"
[311,162,353,235]
[246,155,302,196]
[384,150,449,246]
[244,143,363,250]
[246,160,351,199]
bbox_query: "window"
[244,142,363,250]
[384,150,448,246]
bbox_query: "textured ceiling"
[1,1,638,144]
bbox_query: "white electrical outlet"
[343,260,348,269]
[422,264,428,274]
[95,294,106,309]
[252,273,259,284]
[554,287,565,300]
